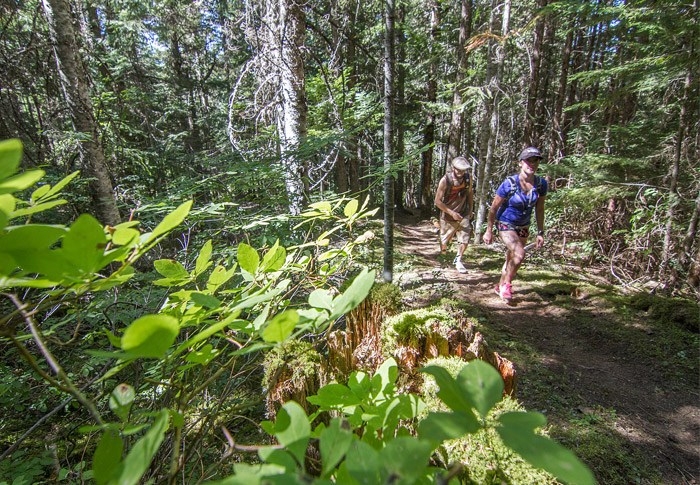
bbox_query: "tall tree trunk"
[394,5,407,212]
[474,0,509,244]
[276,0,308,215]
[343,0,361,196]
[383,0,395,283]
[330,0,349,194]
[445,0,473,165]
[535,18,556,146]
[524,0,547,146]
[683,188,700,273]
[550,21,574,163]
[42,0,121,226]
[419,0,438,218]
[660,62,691,275]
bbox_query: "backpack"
[505,175,544,200]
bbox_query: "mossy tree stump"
[265,288,517,418]
[262,340,324,420]
[382,306,517,395]
[327,283,402,377]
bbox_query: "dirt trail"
[393,216,699,484]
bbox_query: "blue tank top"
[496,175,548,227]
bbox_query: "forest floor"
[389,213,699,485]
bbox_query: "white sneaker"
[454,258,467,273]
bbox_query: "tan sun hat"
[451,156,470,171]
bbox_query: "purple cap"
[519,147,543,160]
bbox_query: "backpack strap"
[535,175,544,196]
[506,175,543,199]
[442,174,452,204]
[506,175,519,199]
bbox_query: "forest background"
[0,0,698,482]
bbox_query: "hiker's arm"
[483,195,504,244]
[435,178,463,220]
[535,195,546,248]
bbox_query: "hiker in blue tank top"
[483,147,548,300]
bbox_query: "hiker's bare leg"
[499,231,527,287]
[440,221,457,254]
[457,242,467,259]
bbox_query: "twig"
[6,294,103,426]
[0,357,114,461]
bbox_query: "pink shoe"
[498,283,512,300]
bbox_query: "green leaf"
[0,169,45,194]
[37,171,79,202]
[173,310,242,356]
[417,410,481,443]
[109,383,135,421]
[307,383,361,409]
[121,315,179,359]
[308,289,333,311]
[309,201,332,213]
[420,365,473,413]
[190,292,221,309]
[0,194,16,216]
[149,200,193,241]
[496,411,547,431]
[237,243,260,274]
[344,199,359,218]
[195,240,213,276]
[112,228,140,246]
[154,259,190,279]
[108,409,170,485]
[319,418,354,477]
[185,344,219,365]
[370,357,398,402]
[380,437,432,480]
[261,310,299,343]
[329,268,376,319]
[347,372,371,401]
[456,359,504,418]
[11,200,66,219]
[0,139,23,180]
[258,447,298,472]
[497,412,596,485]
[262,242,286,272]
[31,184,51,202]
[0,224,66,252]
[274,401,310,466]
[0,252,17,275]
[205,463,286,484]
[60,214,108,274]
[207,265,236,291]
[93,430,123,485]
[344,440,382,484]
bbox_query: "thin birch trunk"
[278,0,308,216]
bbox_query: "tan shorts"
[440,218,472,247]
